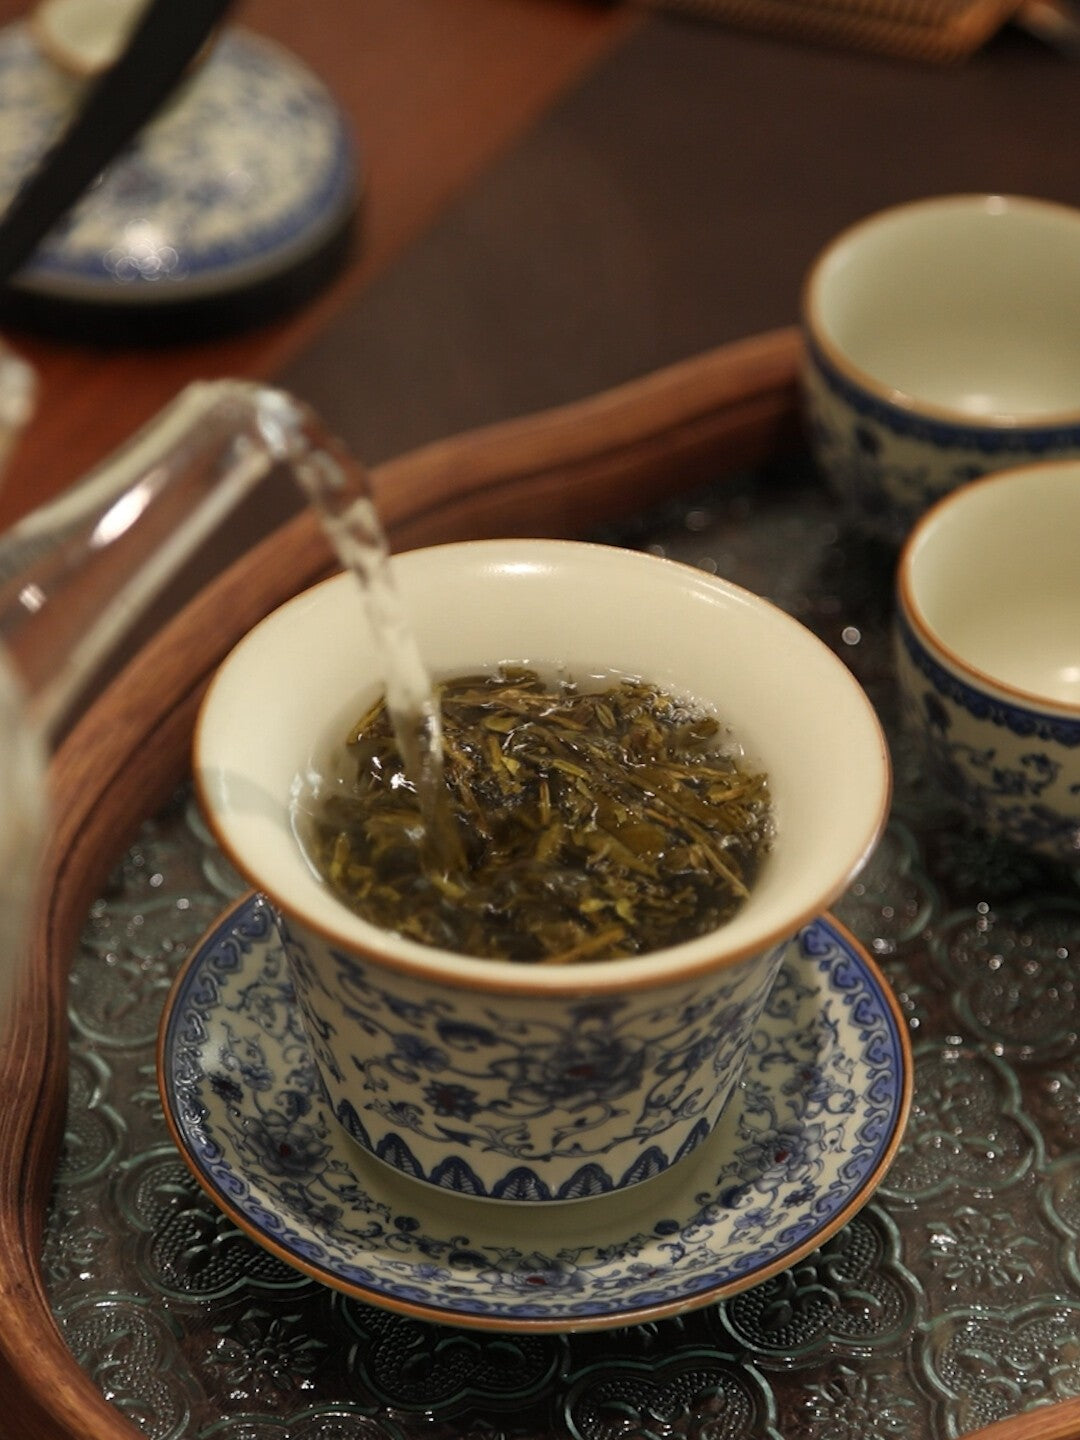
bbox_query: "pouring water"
[0,376,440,1028]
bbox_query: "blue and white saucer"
[158,895,911,1333]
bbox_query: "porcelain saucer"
[158,895,911,1333]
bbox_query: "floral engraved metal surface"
[56,1050,126,1185]
[831,818,939,958]
[561,1351,778,1440]
[1040,1156,1080,1293]
[199,1412,403,1440]
[921,1300,1080,1436]
[925,1204,1040,1295]
[116,1147,311,1301]
[52,1295,201,1440]
[206,1305,329,1399]
[778,1361,923,1440]
[70,821,228,1049]
[929,899,1080,1061]
[1035,1069,1080,1161]
[335,1301,564,1414]
[40,469,1080,1437]
[716,1207,919,1364]
[878,1043,1039,1201]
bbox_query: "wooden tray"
[0,327,802,1440]
[0,324,1073,1440]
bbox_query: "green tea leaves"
[304,670,772,964]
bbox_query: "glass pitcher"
[0,349,368,1028]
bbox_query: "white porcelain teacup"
[896,461,1080,861]
[802,194,1080,542]
[195,539,890,1203]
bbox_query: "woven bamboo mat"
[641,0,1026,61]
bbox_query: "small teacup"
[195,539,890,1202]
[802,194,1080,542]
[896,461,1080,861]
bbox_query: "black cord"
[0,0,237,284]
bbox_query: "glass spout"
[0,377,358,1029]
[0,379,340,744]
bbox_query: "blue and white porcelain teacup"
[195,539,890,1203]
[802,194,1080,543]
[896,461,1080,861]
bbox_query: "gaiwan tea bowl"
[195,539,891,1203]
[896,461,1080,862]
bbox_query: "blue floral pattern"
[158,896,910,1330]
[278,906,789,1202]
[801,337,1080,539]
[895,614,1080,860]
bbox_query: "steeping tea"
[299,667,773,963]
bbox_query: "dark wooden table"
[2,0,1079,540]
[279,6,1080,473]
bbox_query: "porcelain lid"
[0,21,358,312]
